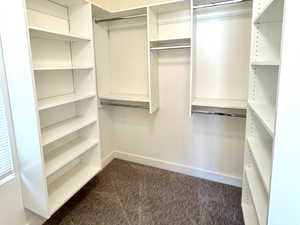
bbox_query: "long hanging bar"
[193,0,250,10]
[192,110,246,118]
[95,14,147,23]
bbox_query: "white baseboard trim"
[113,151,242,187]
[102,151,115,169]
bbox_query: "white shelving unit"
[92,0,190,113]
[190,0,252,114]
[93,3,159,113]
[16,0,102,218]
[242,0,285,224]
[5,0,299,223]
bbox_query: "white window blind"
[0,38,13,182]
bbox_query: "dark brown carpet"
[44,159,244,225]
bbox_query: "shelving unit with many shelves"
[16,0,102,218]
[242,0,285,224]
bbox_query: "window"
[0,38,14,184]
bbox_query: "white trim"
[101,151,115,169]
[108,151,241,187]
[0,173,15,186]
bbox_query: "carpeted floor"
[44,159,245,225]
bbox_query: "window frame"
[0,37,16,186]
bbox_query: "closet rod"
[150,45,191,51]
[95,14,147,23]
[101,102,149,109]
[192,110,246,118]
[193,0,250,10]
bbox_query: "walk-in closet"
[0,0,299,225]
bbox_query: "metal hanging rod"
[101,101,149,109]
[192,110,246,118]
[95,14,147,23]
[193,0,250,10]
[150,45,191,51]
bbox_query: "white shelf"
[100,93,149,103]
[49,0,87,7]
[91,0,186,19]
[92,2,147,20]
[45,137,98,177]
[29,26,91,42]
[248,102,275,137]
[38,93,95,111]
[254,0,284,24]
[247,137,272,192]
[42,117,97,146]
[192,98,247,109]
[242,203,259,225]
[48,164,100,215]
[251,61,280,67]
[246,167,268,225]
[33,66,93,71]
[150,37,191,45]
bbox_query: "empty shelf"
[248,102,275,137]
[92,0,185,19]
[150,45,190,50]
[242,204,259,225]
[192,98,247,109]
[48,164,100,215]
[48,0,87,7]
[45,138,98,177]
[150,37,191,45]
[245,167,268,225]
[33,66,93,71]
[254,0,284,24]
[92,2,146,20]
[251,61,280,67]
[38,93,95,111]
[100,93,149,103]
[29,26,91,42]
[42,117,97,146]
[247,137,272,192]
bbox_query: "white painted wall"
[100,49,246,186]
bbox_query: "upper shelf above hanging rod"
[95,14,147,23]
[193,0,251,10]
